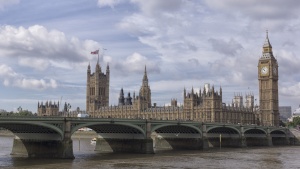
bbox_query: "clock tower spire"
[258,31,279,127]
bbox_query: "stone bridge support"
[95,138,153,153]
[240,126,247,148]
[266,128,273,146]
[154,137,203,150]
[11,120,74,159]
[94,121,154,154]
[202,124,209,150]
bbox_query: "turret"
[87,63,91,74]
[118,88,125,106]
[106,63,110,75]
[95,56,101,73]
[139,65,151,108]
[142,65,148,86]
[125,92,132,105]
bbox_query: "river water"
[0,136,299,169]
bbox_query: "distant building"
[37,101,60,116]
[288,105,300,122]
[279,106,292,122]
[86,58,110,115]
[0,109,7,113]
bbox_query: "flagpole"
[97,48,100,63]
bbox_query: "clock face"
[261,66,269,75]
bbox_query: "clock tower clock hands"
[261,66,269,75]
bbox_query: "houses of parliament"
[38,33,280,127]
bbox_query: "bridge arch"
[270,129,286,135]
[244,128,267,135]
[151,124,202,150]
[151,124,202,136]
[71,122,146,137]
[243,128,268,146]
[0,121,64,139]
[206,126,241,148]
[270,129,288,146]
[71,121,152,154]
[207,126,240,135]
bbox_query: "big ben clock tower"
[258,31,279,127]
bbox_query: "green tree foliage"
[0,110,34,116]
[279,120,286,127]
[287,116,300,128]
[293,116,300,126]
[17,110,33,116]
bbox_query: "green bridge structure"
[0,117,291,159]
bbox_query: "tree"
[279,120,286,127]
[18,110,33,116]
[287,116,300,128]
[11,110,33,116]
[293,116,300,126]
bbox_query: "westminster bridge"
[0,117,291,159]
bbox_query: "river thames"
[0,136,299,169]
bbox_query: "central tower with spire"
[139,65,152,109]
[258,31,279,127]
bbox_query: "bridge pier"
[94,138,154,153]
[267,129,273,146]
[202,124,209,150]
[154,138,203,150]
[240,136,247,147]
[240,127,247,148]
[11,137,74,158]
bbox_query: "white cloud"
[114,52,160,75]
[15,78,57,90]
[0,25,102,65]
[0,64,57,90]
[0,64,17,77]
[281,82,300,97]
[18,58,50,71]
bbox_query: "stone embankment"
[289,128,300,145]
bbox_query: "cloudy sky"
[0,0,300,113]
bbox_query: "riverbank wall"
[289,129,300,145]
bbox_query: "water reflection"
[0,136,299,169]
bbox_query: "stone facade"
[89,64,257,124]
[37,101,60,116]
[88,33,279,126]
[86,58,110,116]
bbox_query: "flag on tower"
[91,50,99,55]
